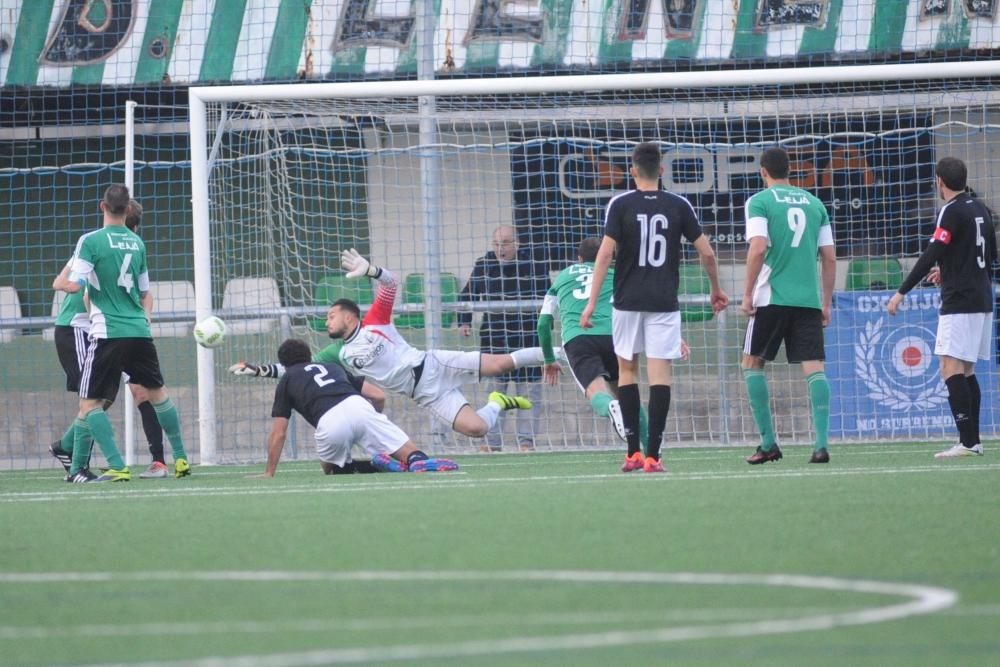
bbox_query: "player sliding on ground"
[254,338,456,476]
[231,249,555,440]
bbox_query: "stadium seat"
[395,272,460,329]
[222,277,281,334]
[679,264,713,323]
[42,290,67,342]
[310,275,373,332]
[846,257,904,291]
[0,286,22,343]
[149,280,196,338]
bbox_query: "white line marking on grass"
[0,570,955,665]
[1,463,999,503]
[0,606,865,640]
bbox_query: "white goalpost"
[187,61,1000,465]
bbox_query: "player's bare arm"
[251,416,289,478]
[581,236,615,329]
[819,245,836,326]
[692,235,729,313]
[742,236,768,317]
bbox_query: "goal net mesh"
[197,77,999,462]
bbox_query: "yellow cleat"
[174,458,191,478]
[93,467,131,482]
[487,391,532,411]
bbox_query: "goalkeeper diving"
[231,249,556,439]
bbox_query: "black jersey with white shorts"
[271,362,366,426]
[603,189,704,313]
[898,193,997,361]
[272,362,409,466]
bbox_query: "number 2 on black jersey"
[305,364,337,387]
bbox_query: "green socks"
[153,398,188,461]
[590,391,650,455]
[807,371,830,450]
[743,368,777,450]
[84,408,125,470]
[60,423,76,452]
[70,418,91,474]
[590,391,613,418]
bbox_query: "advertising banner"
[826,289,999,439]
[510,114,934,268]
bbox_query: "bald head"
[492,225,519,262]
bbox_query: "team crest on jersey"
[855,318,947,411]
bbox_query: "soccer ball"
[193,316,227,348]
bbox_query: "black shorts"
[563,334,619,392]
[743,305,825,363]
[79,337,165,402]
[54,325,89,392]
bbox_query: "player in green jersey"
[61,184,191,482]
[49,199,169,480]
[741,147,836,465]
[537,237,652,454]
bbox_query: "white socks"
[477,402,501,429]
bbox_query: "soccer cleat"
[934,443,984,459]
[174,458,191,478]
[409,458,459,472]
[808,448,830,464]
[488,391,532,411]
[66,469,97,483]
[371,453,406,473]
[92,467,131,483]
[49,442,72,472]
[478,444,501,453]
[607,400,627,442]
[518,441,536,452]
[643,456,666,473]
[139,461,170,479]
[621,451,645,472]
[746,444,783,465]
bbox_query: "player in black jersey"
[581,142,728,472]
[888,157,997,458]
[257,339,457,476]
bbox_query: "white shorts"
[313,395,410,466]
[412,350,481,426]
[934,312,993,363]
[612,309,683,360]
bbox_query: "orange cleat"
[621,451,645,472]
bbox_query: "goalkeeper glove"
[228,361,283,378]
[340,248,382,280]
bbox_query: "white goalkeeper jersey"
[314,270,426,396]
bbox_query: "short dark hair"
[277,338,312,367]
[125,199,143,232]
[103,184,130,216]
[577,237,602,262]
[331,298,360,319]
[631,142,661,181]
[936,157,967,191]
[760,147,790,179]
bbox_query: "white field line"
[1,462,998,504]
[0,570,951,666]
[6,602,993,641]
[10,444,976,477]
[0,606,858,640]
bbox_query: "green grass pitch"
[1,444,998,666]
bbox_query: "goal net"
[188,62,1000,464]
